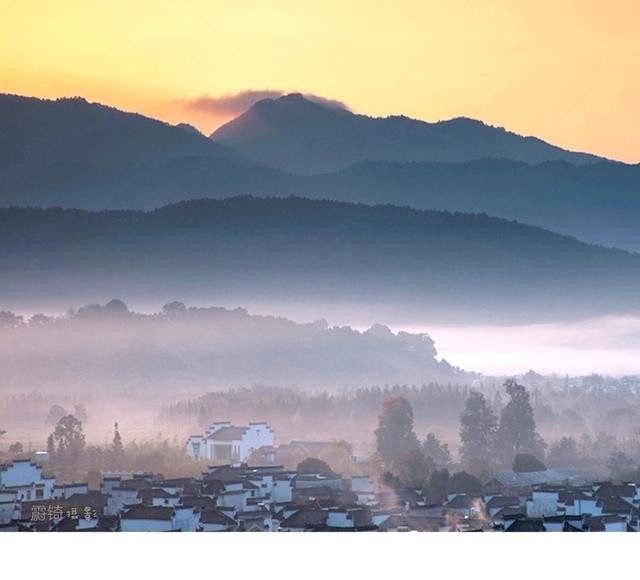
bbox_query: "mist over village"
[3,297,640,533]
[2,4,640,564]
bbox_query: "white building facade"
[0,459,55,502]
[186,421,274,462]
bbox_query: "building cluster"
[2,456,640,532]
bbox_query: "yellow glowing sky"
[1,0,638,161]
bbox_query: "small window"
[26,490,32,501]
[36,489,44,499]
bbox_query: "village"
[2,417,640,532]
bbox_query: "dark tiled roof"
[377,514,441,532]
[505,518,545,532]
[51,517,79,532]
[279,507,327,529]
[138,488,176,500]
[486,495,520,509]
[597,497,637,515]
[119,478,153,491]
[492,506,526,521]
[563,521,584,532]
[155,478,196,487]
[121,506,175,521]
[180,496,217,510]
[208,427,248,441]
[66,492,109,508]
[203,466,247,481]
[594,484,636,499]
[583,515,628,531]
[199,509,237,526]
[446,495,482,509]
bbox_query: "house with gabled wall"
[186,421,274,462]
[0,459,55,502]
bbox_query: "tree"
[426,468,450,504]
[375,397,419,465]
[497,379,545,463]
[8,441,23,454]
[381,471,403,492]
[112,422,124,465]
[547,436,579,467]
[46,434,56,459]
[393,448,434,487]
[449,471,482,495]
[45,404,68,425]
[162,301,187,317]
[52,415,85,465]
[423,433,452,467]
[459,391,498,471]
[296,457,334,476]
[317,440,354,475]
[607,451,634,477]
[0,311,23,329]
[512,453,546,472]
[29,313,53,326]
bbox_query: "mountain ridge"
[3,93,640,252]
[1,195,639,324]
[211,93,604,174]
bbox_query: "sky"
[421,317,640,376]
[1,0,639,162]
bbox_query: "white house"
[0,459,55,502]
[272,473,295,503]
[186,421,274,462]
[120,505,200,532]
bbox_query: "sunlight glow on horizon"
[1,0,639,162]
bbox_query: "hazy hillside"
[211,93,602,174]
[303,159,640,251]
[0,300,467,391]
[1,196,640,323]
[0,93,286,208]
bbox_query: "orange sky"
[1,0,638,161]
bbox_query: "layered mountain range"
[1,93,638,252]
[1,92,639,324]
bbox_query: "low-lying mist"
[411,316,640,376]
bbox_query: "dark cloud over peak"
[183,90,350,117]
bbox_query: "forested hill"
[2,196,640,323]
[0,300,468,390]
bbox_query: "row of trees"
[42,415,196,480]
[459,379,545,472]
[374,380,545,476]
[374,378,640,497]
[373,396,483,500]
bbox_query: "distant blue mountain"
[0,93,280,207]
[3,93,640,252]
[211,93,603,174]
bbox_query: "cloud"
[182,90,350,117]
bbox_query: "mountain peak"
[212,94,603,174]
[277,92,307,102]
